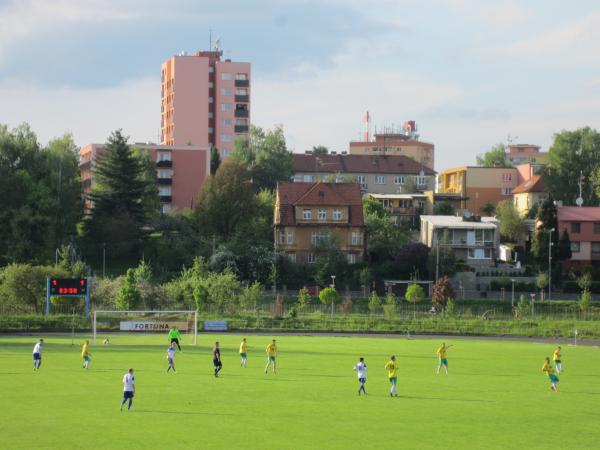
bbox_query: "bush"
[368,291,381,314]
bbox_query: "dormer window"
[303,209,312,220]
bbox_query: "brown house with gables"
[274,181,365,264]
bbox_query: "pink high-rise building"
[161,50,250,157]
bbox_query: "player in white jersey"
[353,357,368,395]
[166,343,176,373]
[120,368,135,411]
[32,339,43,370]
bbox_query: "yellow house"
[512,175,547,216]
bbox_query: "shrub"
[445,298,456,318]
[432,276,455,310]
[579,289,591,312]
[368,291,381,314]
[297,287,311,311]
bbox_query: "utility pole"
[435,234,440,282]
[548,228,554,301]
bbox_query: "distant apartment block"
[293,153,436,196]
[80,143,210,213]
[349,122,434,170]
[161,49,250,157]
[557,207,600,266]
[420,215,500,267]
[507,144,548,166]
[274,182,365,264]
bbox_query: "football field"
[0,333,598,450]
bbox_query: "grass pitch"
[0,333,598,450]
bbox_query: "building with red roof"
[557,207,600,266]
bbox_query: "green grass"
[1,333,599,450]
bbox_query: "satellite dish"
[576,197,583,207]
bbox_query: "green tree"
[383,292,398,319]
[495,200,528,242]
[239,281,263,312]
[368,290,382,314]
[579,289,592,313]
[116,268,142,310]
[557,229,572,261]
[313,236,349,288]
[543,127,600,206]
[84,130,154,257]
[480,202,495,217]
[210,146,221,175]
[362,199,409,261]
[232,125,293,191]
[536,273,548,302]
[536,197,558,230]
[433,202,455,215]
[319,287,339,316]
[405,283,425,319]
[297,286,311,312]
[476,143,511,167]
[311,145,328,156]
[131,146,160,218]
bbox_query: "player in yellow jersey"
[384,356,399,397]
[239,338,248,368]
[542,356,559,392]
[265,339,277,374]
[553,346,563,374]
[436,342,452,374]
[81,339,91,369]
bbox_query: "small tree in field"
[116,268,141,310]
[405,284,425,319]
[368,291,382,314]
[432,276,455,312]
[297,286,311,312]
[319,287,339,316]
[579,289,591,314]
[536,273,548,302]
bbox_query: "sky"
[0,0,599,170]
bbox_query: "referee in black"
[213,341,222,377]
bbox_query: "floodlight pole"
[45,277,51,316]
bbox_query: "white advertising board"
[119,321,190,331]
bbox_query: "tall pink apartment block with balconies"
[161,50,250,157]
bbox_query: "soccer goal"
[92,310,198,345]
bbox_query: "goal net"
[92,310,198,345]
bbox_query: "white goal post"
[93,310,198,345]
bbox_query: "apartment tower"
[161,49,250,157]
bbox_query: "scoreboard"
[50,278,87,296]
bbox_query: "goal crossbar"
[93,310,198,345]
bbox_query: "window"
[318,208,327,220]
[209,97,214,103]
[303,209,312,220]
[571,241,581,253]
[236,118,248,126]
[221,103,233,111]
[571,222,581,234]
[220,88,233,96]
[382,199,392,209]
[157,169,172,178]
[161,203,171,214]
[414,176,426,186]
[474,229,494,243]
[221,72,232,80]
[375,175,385,184]
[222,118,233,126]
[220,134,233,142]
[356,175,366,185]
[208,127,214,133]
[209,66,214,73]
[347,253,357,264]
[468,248,492,259]
[501,187,512,196]
[157,151,172,162]
[235,73,248,80]
[335,176,344,183]
[287,253,296,263]
[394,176,405,185]
[594,223,600,233]
[159,186,171,196]
[303,175,315,182]
[592,242,600,254]
[236,88,248,95]
[222,149,231,157]
[351,231,361,245]
[279,230,285,244]
[208,112,214,119]
[286,231,294,244]
[399,199,412,209]
[311,231,330,245]
[307,253,316,264]
[333,209,342,220]
[502,173,512,182]
[208,82,213,88]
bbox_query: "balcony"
[158,178,173,185]
[235,79,249,87]
[234,109,249,118]
[79,160,91,171]
[159,195,172,203]
[156,160,172,168]
[234,125,249,133]
[235,95,249,103]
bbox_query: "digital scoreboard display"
[50,278,87,296]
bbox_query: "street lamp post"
[330,275,336,316]
[548,228,555,301]
[511,279,515,308]
[530,293,535,316]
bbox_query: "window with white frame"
[221,72,232,80]
[161,203,171,214]
[375,175,385,184]
[236,88,248,95]
[318,208,327,220]
[221,103,233,111]
[307,253,316,264]
[502,173,512,182]
[287,252,296,263]
[414,176,426,186]
[382,199,392,209]
[351,231,361,245]
[302,209,312,220]
[220,134,233,142]
[209,66,214,73]
[209,97,214,103]
[501,187,512,196]
[468,248,492,259]
[279,230,285,244]
[208,112,214,119]
[235,73,248,80]
[394,175,405,185]
[333,208,342,220]
[222,118,233,126]
[311,231,330,245]
[571,241,581,253]
[356,175,366,186]
[286,231,294,244]
[347,253,357,264]
[159,186,171,196]
[157,151,172,162]
[220,88,233,96]
[157,169,172,178]
[303,175,315,182]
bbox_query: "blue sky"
[0,0,599,170]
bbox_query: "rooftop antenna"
[214,36,222,52]
[209,28,212,50]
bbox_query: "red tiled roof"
[512,175,545,194]
[276,181,364,226]
[293,154,436,175]
[557,206,600,222]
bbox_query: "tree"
[579,288,592,313]
[557,229,572,261]
[239,281,263,312]
[393,243,430,280]
[362,199,410,261]
[544,127,600,206]
[476,143,511,167]
[433,202,455,216]
[480,202,495,217]
[368,290,382,314]
[313,237,349,288]
[405,283,425,319]
[296,286,311,312]
[84,130,154,257]
[536,273,548,302]
[311,145,328,156]
[116,268,142,310]
[536,197,558,230]
[495,200,528,242]
[194,159,256,240]
[319,287,339,316]
[131,146,160,220]
[210,146,221,175]
[432,276,455,311]
[231,125,293,191]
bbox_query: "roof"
[557,207,600,222]
[293,154,436,175]
[421,215,499,229]
[276,181,364,227]
[512,175,545,194]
